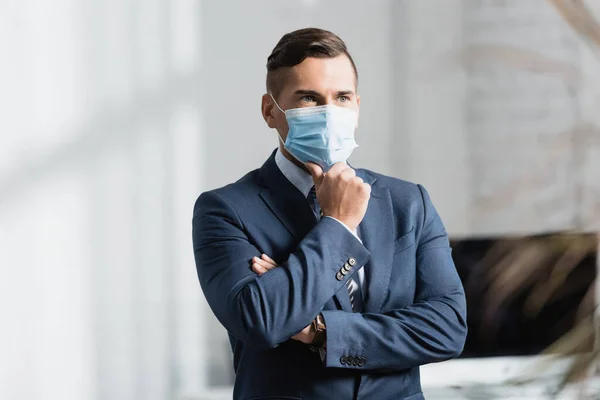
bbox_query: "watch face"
[316,314,326,330]
[310,319,319,334]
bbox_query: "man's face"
[262,55,360,150]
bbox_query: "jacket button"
[340,268,348,276]
[346,356,354,365]
[348,257,356,266]
[336,271,344,281]
[342,263,352,272]
[358,357,366,367]
[340,356,347,365]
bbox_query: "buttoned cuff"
[319,310,367,369]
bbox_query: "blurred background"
[1,0,599,399]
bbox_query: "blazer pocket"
[394,226,416,254]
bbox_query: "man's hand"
[251,254,315,344]
[290,324,315,344]
[251,254,277,275]
[305,162,371,231]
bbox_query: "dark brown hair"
[266,28,358,98]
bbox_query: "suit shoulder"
[193,168,261,215]
[359,169,422,197]
[356,169,436,219]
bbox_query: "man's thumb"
[305,162,324,185]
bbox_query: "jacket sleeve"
[192,190,370,350]
[320,184,467,371]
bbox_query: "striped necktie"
[307,186,363,312]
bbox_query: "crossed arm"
[192,186,467,371]
[251,254,317,344]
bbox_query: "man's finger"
[253,256,276,271]
[305,162,324,187]
[340,166,356,181]
[256,259,275,270]
[260,254,277,266]
[327,162,350,177]
[252,263,267,275]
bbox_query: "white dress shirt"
[274,149,367,294]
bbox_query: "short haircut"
[266,28,358,98]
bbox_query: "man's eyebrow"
[293,89,323,97]
[293,89,356,96]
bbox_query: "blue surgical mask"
[270,94,358,171]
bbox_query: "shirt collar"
[274,148,314,198]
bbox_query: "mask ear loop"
[269,93,286,114]
[268,93,287,146]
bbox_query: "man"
[192,28,467,400]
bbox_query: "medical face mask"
[270,94,358,171]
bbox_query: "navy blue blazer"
[192,150,467,400]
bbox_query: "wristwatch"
[310,313,327,348]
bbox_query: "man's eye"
[300,95,315,103]
[338,96,349,103]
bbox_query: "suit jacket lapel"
[257,151,317,241]
[356,170,395,313]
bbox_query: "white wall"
[577,1,600,232]
[0,0,206,398]
[462,0,584,235]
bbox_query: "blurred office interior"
[1,1,599,399]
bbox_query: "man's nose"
[323,96,335,105]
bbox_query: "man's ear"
[262,93,278,128]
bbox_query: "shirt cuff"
[322,216,362,244]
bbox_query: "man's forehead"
[282,56,357,92]
[291,56,354,77]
